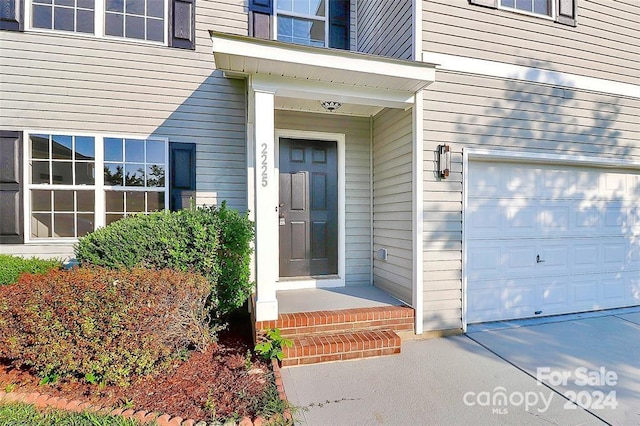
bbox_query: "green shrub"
[0,255,61,286]
[0,267,212,386]
[74,203,254,318]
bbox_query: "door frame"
[275,129,346,290]
[462,148,640,332]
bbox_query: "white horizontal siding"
[421,69,640,331]
[0,0,249,258]
[422,0,640,85]
[373,108,413,303]
[274,111,372,287]
[356,0,413,59]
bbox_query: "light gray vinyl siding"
[0,0,249,258]
[274,111,372,287]
[356,0,413,60]
[372,108,413,304]
[422,0,640,85]
[421,70,640,331]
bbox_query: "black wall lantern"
[438,144,451,179]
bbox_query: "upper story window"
[105,0,165,42]
[249,0,350,50]
[500,0,550,17]
[468,0,576,27]
[28,0,167,43]
[32,0,95,34]
[276,0,327,47]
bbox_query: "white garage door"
[466,161,640,323]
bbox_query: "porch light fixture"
[320,101,342,112]
[438,144,451,179]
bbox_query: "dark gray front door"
[279,138,338,277]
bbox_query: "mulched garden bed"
[0,311,272,422]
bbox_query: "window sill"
[25,238,79,244]
[23,27,169,48]
[497,6,555,22]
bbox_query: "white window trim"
[498,0,555,21]
[24,0,170,46]
[274,129,346,290]
[23,130,170,244]
[274,1,330,47]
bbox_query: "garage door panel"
[572,281,598,304]
[538,279,569,308]
[469,200,636,239]
[467,161,640,324]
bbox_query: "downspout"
[369,115,374,286]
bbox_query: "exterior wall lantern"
[438,144,451,179]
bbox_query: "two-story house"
[1,0,638,362]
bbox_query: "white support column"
[412,90,424,334]
[251,86,279,321]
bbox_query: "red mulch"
[0,311,271,422]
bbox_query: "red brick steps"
[256,305,414,367]
[281,329,401,367]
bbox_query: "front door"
[279,138,338,277]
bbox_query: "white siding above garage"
[465,159,640,323]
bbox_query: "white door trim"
[275,129,346,290]
[462,148,640,331]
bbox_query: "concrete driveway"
[281,307,640,425]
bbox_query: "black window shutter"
[249,0,272,14]
[249,0,272,40]
[169,0,195,50]
[468,0,497,8]
[556,0,577,26]
[169,142,196,211]
[329,0,349,50]
[0,131,24,244]
[0,0,23,31]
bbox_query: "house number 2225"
[260,143,268,187]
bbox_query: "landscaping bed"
[0,311,281,423]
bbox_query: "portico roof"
[210,31,437,109]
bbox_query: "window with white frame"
[276,0,327,47]
[29,0,166,42]
[28,133,168,240]
[103,137,166,225]
[500,0,551,17]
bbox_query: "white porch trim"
[412,91,424,334]
[275,130,346,291]
[251,87,279,321]
[212,32,437,323]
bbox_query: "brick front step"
[281,329,401,367]
[256,305,414,337]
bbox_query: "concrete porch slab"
[277,285,405,314]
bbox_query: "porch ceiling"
[275,96,382,117]
[210,31,437,108]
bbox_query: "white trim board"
[274,129,347,290]
[422,52,640,99]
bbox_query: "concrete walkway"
[281,308,640,425]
